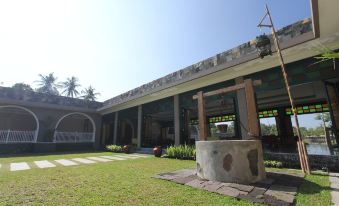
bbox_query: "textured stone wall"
[0,86,102,109]
[103,18,313,108]
[265,152,339,172]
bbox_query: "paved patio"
[154,169,305,206]
[330,173,339,206]
[0,154,149,172]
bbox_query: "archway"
[54,112,96,143]
[0,105,39,143]
[120,118,135,145]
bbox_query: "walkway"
[0,154,149,172]
[330,173,339,206]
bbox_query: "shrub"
[166,145,196,160]
[106,145,123,153]
[264,160,283,168]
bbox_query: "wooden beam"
[193,80,261,100]
[244,79,260,138]
[197,91,207,141]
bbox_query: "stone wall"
[265,152,339,172]
[0,86,102,109]
[102,18,313,108]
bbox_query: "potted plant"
[123,145,130,154]
[153,146,162,157]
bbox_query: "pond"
[306,144,339,156]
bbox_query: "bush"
[106,145,123,153]
[166,145,196,160]
[264,160,283,168]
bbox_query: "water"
[306,144,338,155]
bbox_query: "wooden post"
[244,79,260,138]
[197,91,207,141]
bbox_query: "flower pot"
[153,146,162,157]
[123,145,130,154]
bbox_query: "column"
[137,105,142,148]
[174,95,180,145]
[235,77,249,139]
[113,111,118,144]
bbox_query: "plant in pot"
[153,146,162,157]
[123,145,131,154]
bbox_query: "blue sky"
[0,0,311,102]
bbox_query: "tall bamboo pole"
[263,4,311,174]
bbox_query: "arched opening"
[0,105,39,143]
[54,112,96,143]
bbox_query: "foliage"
[166,145,196,160]
[260,123,278,136]
[60,76,81,98]
[264,160,283,168]
[11,83,33,92]
[81,86,100,101]
[106,145,123,153]
[35,73,60,95]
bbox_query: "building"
[0,1,339,158]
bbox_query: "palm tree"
[60,76,81,98]
[35,73,59,95]
[81,86,100,101]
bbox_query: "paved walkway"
[0,154,149,172]
[330,173,339,206]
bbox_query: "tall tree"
[35,73,59,95]
[60,76,81,98]
[81,86,100,101]
[12,83,33,92]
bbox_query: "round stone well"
[196,140,266,184]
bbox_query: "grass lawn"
[0,152,332,206]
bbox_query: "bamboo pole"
[264,4,311,174]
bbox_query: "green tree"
[60,76,81,98]
[35,73,59,95]
[81,86,100,101]
[12,83,33,92]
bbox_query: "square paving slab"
[154,169,304,206]
[10,162,30,171]
[34,160,56,168]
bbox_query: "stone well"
[196,140,266,184]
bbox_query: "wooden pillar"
[244,79,260,138]
[235,77,250,139]
[197,91,207,141]
[174,95,180,145]
[113,111,119,144]
[137,105,142,148]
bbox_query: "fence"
[0,130,37,143]
[53,131,94,143]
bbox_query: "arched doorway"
[0,105,39,143]
[54,112,95,143]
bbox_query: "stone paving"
[154,169,304,206]
[330,173,339,206]
[0,154,149,172]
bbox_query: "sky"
[0,0,311,102]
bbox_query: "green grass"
[0,152,332,206]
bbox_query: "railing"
[53,131,94,143]
[0,130,37,143]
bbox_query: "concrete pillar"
[113,112,118,144]
[174,94,180,145]
[137,105,142,148]
[235,77,249,139]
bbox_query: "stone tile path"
[10,162,30,171]
[34,160,56,168]
[330,173,339,206]
[154,169,304,206]
[0,154,150,172]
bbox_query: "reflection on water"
[306,144,339,156]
